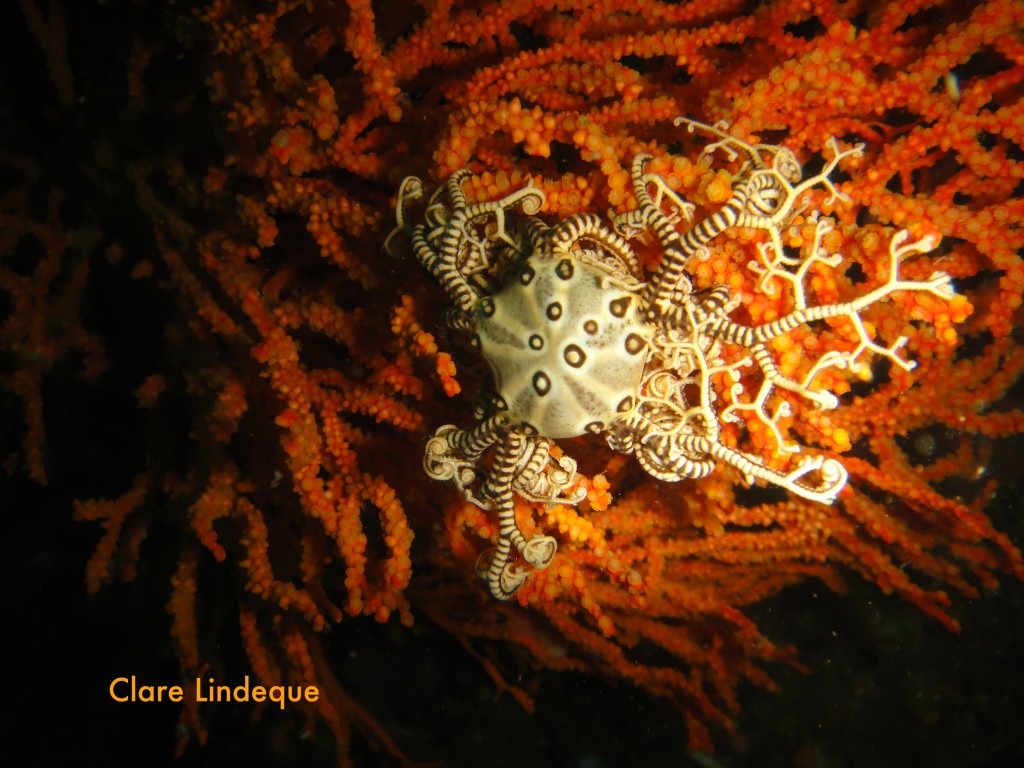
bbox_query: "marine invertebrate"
[393,119,959,599]
[1,155,105,485]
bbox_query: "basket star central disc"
[473,253,649,439]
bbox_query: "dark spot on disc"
[555,258,574,280]
[609,296,631,317]
[532,371,551,396]
[546,302,563,321]
[563,344,586,368]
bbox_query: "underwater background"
[3,1,1023,766]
